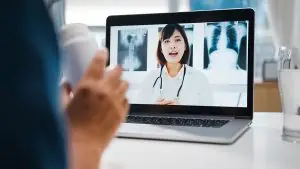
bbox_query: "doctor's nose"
[170,43,176,49]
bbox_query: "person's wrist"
[71,128,105,152]
[70,130,104,169]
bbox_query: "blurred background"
[49,0,300,112]
[64,0,273,81]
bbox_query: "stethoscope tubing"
[152,64,186,98]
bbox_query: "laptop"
[106,8,255,144]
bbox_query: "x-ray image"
[158,24,194,67]
[117,29,147,71]
[203,21,247,71]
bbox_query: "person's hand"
[60,82,72,111]
[66,49,129,153]
[156,98,177,105]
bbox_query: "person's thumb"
[82,48,108,80]
[61,82,73,111]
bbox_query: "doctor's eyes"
[163,39,170,43]
[175,39,182,42]
[162,38,182,44]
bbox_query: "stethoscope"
[152,64,186,100]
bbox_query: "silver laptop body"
[106,8,255,144]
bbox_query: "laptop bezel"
[105,8,255,119]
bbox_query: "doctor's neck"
[166,63,183,77]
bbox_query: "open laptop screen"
[109,21,249,108]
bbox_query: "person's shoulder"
[185,65,200,73]
[140,68,161,86]
[184,65,211,93]
[185,65,208,80]
[146,68,161,78]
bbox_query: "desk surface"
[102,113,300,169]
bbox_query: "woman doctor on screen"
[137,24,214,106]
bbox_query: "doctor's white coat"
[136,65,214,106]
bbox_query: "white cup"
[60,23,98,88]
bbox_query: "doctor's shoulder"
[140,68,161,87]
[185,65,214,105]
[185,65,210,85]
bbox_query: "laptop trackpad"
[118,123,197,138]
[118,123,167,134]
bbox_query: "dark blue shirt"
[0,0,67,168]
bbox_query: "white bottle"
[59,23,99,88]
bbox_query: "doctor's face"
[161,29,186,64]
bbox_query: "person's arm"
[0,0,67,169]
[69,133,103,169]
[1,2,128,169]
[61,84,103,169]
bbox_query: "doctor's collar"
[162,64,185,79]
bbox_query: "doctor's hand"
[156,98,177,105]
[66,49,129,154]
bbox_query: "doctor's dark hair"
[157,24,190,65]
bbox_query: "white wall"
[89,26,106,47]
[65,0,169,26]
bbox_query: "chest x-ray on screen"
[204,21,247,71]
[117,29,148,71]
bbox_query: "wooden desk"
[254,82,282,112]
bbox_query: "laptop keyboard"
[126,116,229,128]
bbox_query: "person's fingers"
[61,82,72,95]
[161,99,175,105]
[164,100,173,105]
[115,81,129,98]
[122,98,130,117]
[61,82,73,107]
[156,98,165,103]
[115,81,129,116]
[82,49,108,80]
[104,66,122,88]
[167,100,177,105]
[158,99,170,105]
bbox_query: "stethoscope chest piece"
[158,88,163,99]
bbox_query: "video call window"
[110,21,249,108]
